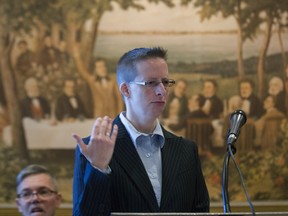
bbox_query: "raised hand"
[72,116,118,169]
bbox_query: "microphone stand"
[221,144,236,213]
[222,109,255,215]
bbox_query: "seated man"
[16,164,62,216]
[187,94,209,118]
[161,79,188,136]
[254,95,285,148]
[21,77,51,120]
[201,79,224,119]
[185,94,214,152]
[267,76,286,115]
[55,78,88,122]
[239,79,264,119]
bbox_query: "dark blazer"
[162,92,189,119]
[245,94,264,119]
[204,95,224,119]
[55,94,88,121]
[73,116,210,216]
[21,96,51,119]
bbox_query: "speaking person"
[16,164,62,216]
[72,47,210,215]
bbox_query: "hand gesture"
[72,116,118,169]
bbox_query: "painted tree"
[276,3,288,75]
[0,0,60,159]
[180,0,257,80]
[246,0,288,98]
[57,0,174,67]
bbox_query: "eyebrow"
[19,186,54,192]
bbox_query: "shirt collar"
[119,112,164,148]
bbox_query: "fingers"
[91,116,112,138]
[99,116,110,136]
[73,117,115,145]
[106,117,113,137]
[110,124,118,143]
[91,118,102,138]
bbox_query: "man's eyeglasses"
[129,79,176,88]
[17,188,57,201]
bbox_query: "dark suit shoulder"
[162,127,198,149]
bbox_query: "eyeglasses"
[17,188,57,201]
[129,79,176,88]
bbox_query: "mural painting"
[0,0,288,208]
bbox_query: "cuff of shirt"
[91,164,112,174]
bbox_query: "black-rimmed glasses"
[17,188,58,201]
[129,78,175,88]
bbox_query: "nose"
[155,82,166,96]
[30,198,41,204]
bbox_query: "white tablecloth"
[3,118,95,149]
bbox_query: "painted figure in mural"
[254,95,285,148]
[20,77,51,120]
[222,95,243,142]
[58,40,70,68]
[186,93,214,152]
[161,78,188,136]
[164,93,212,133]
[15,40,37,77]
[72,47,209,215]
[267,76,286,115]
[54,78,88,122]
[16,164,62,216]
[57,40,73,76]
[200,79,224,148]
[188,94,210,118]
[239,78,264,119]
[38,35,61,72]
[201,79,224,119]
[73,53,123,118]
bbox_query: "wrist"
[91,163,112,174]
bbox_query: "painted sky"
[98,1,236,32]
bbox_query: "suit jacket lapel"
[113,117,160,211]
[160,129,183,209]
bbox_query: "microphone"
[227,110,247,145]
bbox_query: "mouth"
[153,100,165,104]
[30,207,45,214]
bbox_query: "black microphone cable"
[227,144,255,215]
[222,109,255,216]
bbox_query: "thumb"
[72,133,86,154]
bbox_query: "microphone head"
[227,109,247,144]
[230,109,247,128]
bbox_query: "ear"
[120,82,130,98]
[55,193,62,208]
